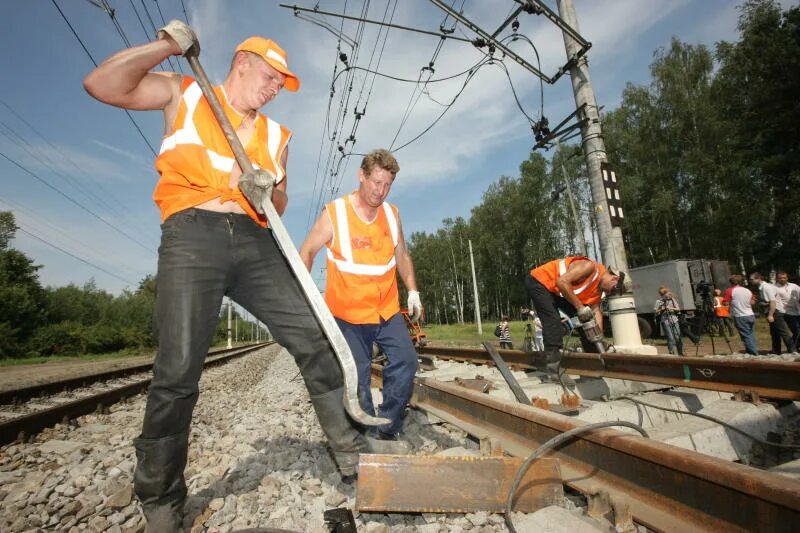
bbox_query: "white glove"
[407,291,423,322]
[238,169,276,215]
[577,305,594,323]
[157,20,199,57]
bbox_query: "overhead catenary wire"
[0,149,156,256]
[16,226,137,286]
[0,97,155,238]
[138,0,179,72]
[0,196,147,282]
[153,0,185,74]
[50,0,158,157]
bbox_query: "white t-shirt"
[776,282,800,315]
[759,282,785,313]
[730,286,754,317]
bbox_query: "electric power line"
[51,0,158,157]
[16,226,137,286]
[0,149,156,256]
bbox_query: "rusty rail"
[417,345,800,400]
[409,376,800,532]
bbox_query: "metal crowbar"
[184,52,389,426]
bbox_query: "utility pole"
[226,298,232,349]
[557,0,654,354]
[556,0,626,272]
[468,239,482,334]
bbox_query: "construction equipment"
[401,308,427,346]
[183,51,387,427]
[578,315,607,354]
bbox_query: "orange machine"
[401,308,427,346]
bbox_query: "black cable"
[0,196,146,281]
[0,98,157,240]
[51,0,157,156]
[16,227,137,286]
[0,149,156,256]
[178,0,189,21]
[504,421,649,533]
[128,0,152,40]
[620,396,800,450]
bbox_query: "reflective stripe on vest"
[326,199,398,276]
[557,258,599,297]
[158,81,286,183]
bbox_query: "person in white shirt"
[749,272,795,354]
[728,274,758,355]
[775,271,800,349]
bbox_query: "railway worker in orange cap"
[84,20,367,531]
[300,149,421,452]
[526,256,621,373]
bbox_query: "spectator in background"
[654,286,684,355]
[713,288,735,337]
[496,317,513,349]
[749,272,796,355]
[729,274,758,355]
[775,271,800,349]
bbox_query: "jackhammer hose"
[504,420,649,533]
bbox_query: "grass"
[0,340,237,367]
[422,317,777,353]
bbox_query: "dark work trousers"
[524,274,597,353]
[786,314,800,349]
[770,311,796,354]
[135,209,349,511]
[335,313,418,437]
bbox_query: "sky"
[1,0,783,296]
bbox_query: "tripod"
[693,290,733,355]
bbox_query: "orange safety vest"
[531,256,607,306]
[325,195,400,324]
[714,296,730,317]
[153,75,292,225]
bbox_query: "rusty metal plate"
[356,453,563,513]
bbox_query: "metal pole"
[556,0,654,354]
[556,0,627,273]
[226,298,232,348]
[469,239,482,334]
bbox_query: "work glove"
[157,20,200,57]
[577,305,594,323]
[407,291,423,323]
[239,169,276,215]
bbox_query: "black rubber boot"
[531,348,561,370]
[134,431,189,532]
[309,387,370,478]
[545,361,576,390]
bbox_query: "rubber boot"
[309,387,370,478]
[545,361,576,390]
[134,431,189,532]
[531,348,561,370]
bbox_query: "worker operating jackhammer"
[84,21,368,531]
[525,256,623,385]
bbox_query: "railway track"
[417,345,800,401]
[0,342,270,445]
[370,359,800,532]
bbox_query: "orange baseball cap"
[235,37,300,92]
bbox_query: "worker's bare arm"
[83,40,181,113]
[299,210,333,272]
[272,148,289,215]
[395,219,418,292]
[556,260,595,309]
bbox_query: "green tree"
[0,212,46,356]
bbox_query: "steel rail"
[0,343,272,445]
[0,343,269,405]
[417,345,800,400]
[408,376,800,532]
